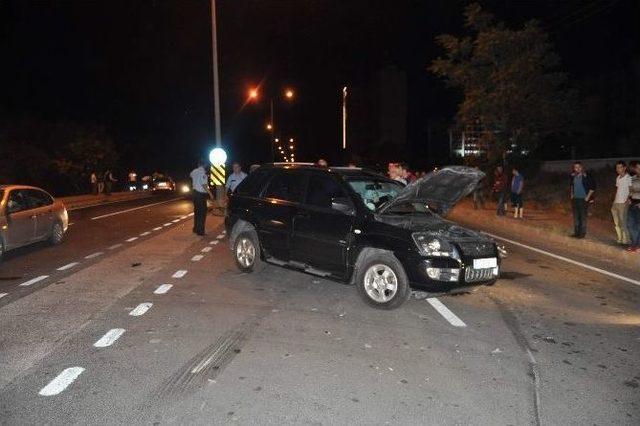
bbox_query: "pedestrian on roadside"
[569,161,596,238]
[128,170,138,191]
[226,162,247,196]
[492,165,508,216]
[510,166,524,219]
[611,161,631,246]
[472,166,486,210]
[104,169,117,195]
[190,159,213,236]
[626,160,640,252]
[97,171,105,194]
[90,172,98,195]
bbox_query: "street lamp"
[266,123,273,131]
[284,88,294,100]
[248,87,259,101]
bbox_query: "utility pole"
[342,86,347,150]
[211,0,222,147]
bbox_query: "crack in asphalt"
[489,295,542,426]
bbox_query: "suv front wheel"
[354,251,410,309]
[233,230,264,273]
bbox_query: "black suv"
[225,164,502,309]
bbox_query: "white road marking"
[172,219,181,223]
[222,230,226,235]
[68,222,75,226]
[209,240,219,245]
[216,234,225,239]
[19,275,49,287]
[163,223,172,227]
[90,198,180,220]
[172,270,188,278]
[191,255,204,262]
[84,252,104,259]
[129,302,153,316]
[108,243,123,250]
[153,227,163,231]
[486,232,640,288]
[187,212,194,217]
[93,328,125,348]
[154,284,173,294]
[426,297,467,327]
[201,246,212,253]
[126,237,138,242]
[180,215,188,219]
[57,262,79,271]
[140,231,151,236]
[0,292,8,299]
[39,367,85,396]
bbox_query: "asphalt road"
[0,198,638,425]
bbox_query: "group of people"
[491,165,525,218]
[611,160,640,252]
[90,170,118,195]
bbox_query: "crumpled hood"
[376,213,490,242]
[378,166,485,215]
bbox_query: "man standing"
[104,169,117,195]
[611,161,631,245]
[569,161,596,238]
[510,166,524,219]
[90,172,98,195]
[492,166,508,216]
[225,162,247,195]
[190,159,213,236]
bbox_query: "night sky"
[1,0,637,177]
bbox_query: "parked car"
[225,164,503,309]
[152,177,175,192]
[0,185,68,260]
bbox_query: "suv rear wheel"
[233,230,264,273]
[354,251,410,309]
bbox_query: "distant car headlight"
[181,184,191,193]
[412,233,459,259]
[142,184,149,190]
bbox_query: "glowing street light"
[289,145,294,149]
[284,88,294,100]
[289,138,294,143]
[274,138,279,143]
[248,87,259,101]
[266,123,273,131]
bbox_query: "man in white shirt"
[225,162,247,195]
[190,160,213,236]
[611,160,631,245]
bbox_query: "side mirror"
[331,197,355,215]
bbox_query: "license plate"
[473,257,497,269]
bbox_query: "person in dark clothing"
[569,161,596,238]
[104,170,117,195]
[492,166,508,216]
[190,159,213,236]
[510,166,524,219]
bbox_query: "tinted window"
[263,170,306,203]
[235,168,271,197]
[7,190,30,213]
[305,174,350,210]
[26,189,54,208]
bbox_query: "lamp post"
[247,87,295,162]
[342,86,347,150]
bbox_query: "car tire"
[233,231,264,273]
[354,251,411,309]
[49,222,64,246]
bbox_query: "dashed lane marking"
[172,219,181,223]
[93,328,126,348]
[222,230,226,234]
[191,255,204,262]
[38,367,85,396]
[172,270,188,278]
[201,246,212,253]
[84,252,104,259]
[426,297,467,327]
[126,237,138,242]
[163,223,172,227]
[216,234,225,239]
[19,275,49,287]
[0,293,8,299]
[188,212,194,217]
[209,240,219,245]
[486,232,640,288]
[57,262,79,271]
[140,231,151,236]
[154,284,173,294]
[153,227,163,231]
[129,302,153,316]
[108,243,123,250]
[90,198,180,220]
[180,215,188,219]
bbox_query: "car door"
[26,189,55,240]
[5,189,36,249]
[291,172,355,276]
[256,169,307,261]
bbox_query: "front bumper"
[402,253,499,291]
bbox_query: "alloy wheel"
[363,264,398,303]
[236,237,256,268]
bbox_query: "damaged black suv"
[225,164,502,309]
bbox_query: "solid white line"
[93,328,125,348]
[0,293,8,299]
[154,284,173,294]
[426,297,467,327]
[84,252,104,259]
[486,232,640,288]
[57,262,79,271]
[153,227,163,231]
[108,243,123,250]
[172,219,181,223]
[140,231,151,236]
[201,246,212,253]
[39,367,85,396]
[191,255,204,262]
[129,302,153,316]
[216,234,225,239]
[19,275,49,287]
[172,270,188,278]
[126,237,138,242]
[90,198,180,220]
[163,223,172,227]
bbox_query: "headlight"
[412,233,459,259]
[181,184,191,193]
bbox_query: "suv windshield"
[347,178,402,211]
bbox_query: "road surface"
[0,196,638,424]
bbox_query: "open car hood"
[377,166,485,216]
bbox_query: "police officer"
[225,162,247,196]
[190,159,213,236]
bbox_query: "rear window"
[235,168,272,197]
[263,170,306,203]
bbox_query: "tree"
[430,3,576,161]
